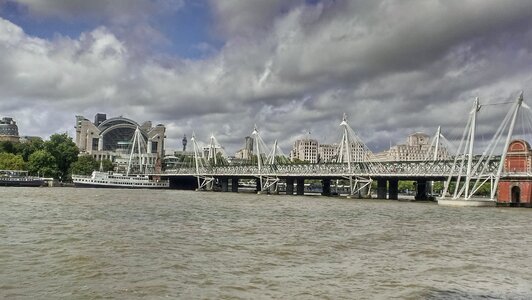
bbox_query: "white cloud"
[2,0,532,154]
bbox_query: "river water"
[1,187,531,299]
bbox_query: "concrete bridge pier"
[296,178,305,195]
[388,179,399,200]
[231,178,239,192]
[322,179,331,196]
[256,178,262,193]
[221,178,229,192]
[415,180,428,200]
[377,179,387,199]
[286,178,294,195]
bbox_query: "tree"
[70,155,99,176]
[0,153,25,170]
[44,133,79,180]
[100,159,114,172]
[0,141,18,154]
[27,150,57,178]
[71,156,115,176]
[398,180,415,193]
[18,138,44,161]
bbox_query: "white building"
[290,138,319,163]
[376,132,449,161]
[318,144,338,162]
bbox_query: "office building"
[0,117,20,142]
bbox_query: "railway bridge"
[155,93,529,203]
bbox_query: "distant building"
[318,143,338,162]
[164,150,195,170]
[497,139,532,205]
[290,138,319,163]
[290,138,367,163]
[74,113,166,172]
[234,136,254,160]
[202,145,225,160]
[235,148,252,160]
[375,132,449,162]
[0,117,20,142]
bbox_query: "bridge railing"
[162,158,502,178]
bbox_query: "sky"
[1,0,532,154]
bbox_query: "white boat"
[72,171,168,189]
[72,127,169,189]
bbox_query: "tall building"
[290,138,319,163]
[234,136,254,160]
[0,117,20,142]
[375,132,449,161]
[75,114,166,172]
[318,144,338,162]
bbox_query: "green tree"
[44,133,79,180]
[290,158,308,164]
[0,153,25,170]
[0,141,18,154]
[18,138,44,161]
[100,159,114,172]
[28,150,57,178]
[398,180,415,193]
[71,156,114,175]
[70,155,99,175]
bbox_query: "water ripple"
[0,187,531,299]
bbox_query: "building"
[0,117,20,142]
[234,136,254,160]
[318,143,338,162]
[376,132,449,162]
[202,145,226,161]
[290,138,368,164]
[290,138,319,163]
[497,139,532,205]
[75,113,166,172]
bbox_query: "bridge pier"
[271,182,279,194]
[256,178,262,193]
[221,178,229,192]
[322,179,331,196]
[415,180,428,200]
[286,178,294,195]
[296,178,305,195]
[388,179,398,200]
[231,177,239,192]
[377,179,387,199]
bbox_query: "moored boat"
[72,126,169,189]
[72,171,168,189]
[0,170,45,187]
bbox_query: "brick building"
[497,139,532,205]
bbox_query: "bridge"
[155,93,529,204]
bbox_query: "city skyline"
[1,1,532,153]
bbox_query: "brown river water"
[1,187,531,299]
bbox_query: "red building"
[497,139,532,205]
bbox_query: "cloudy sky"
[1,0,532,154]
